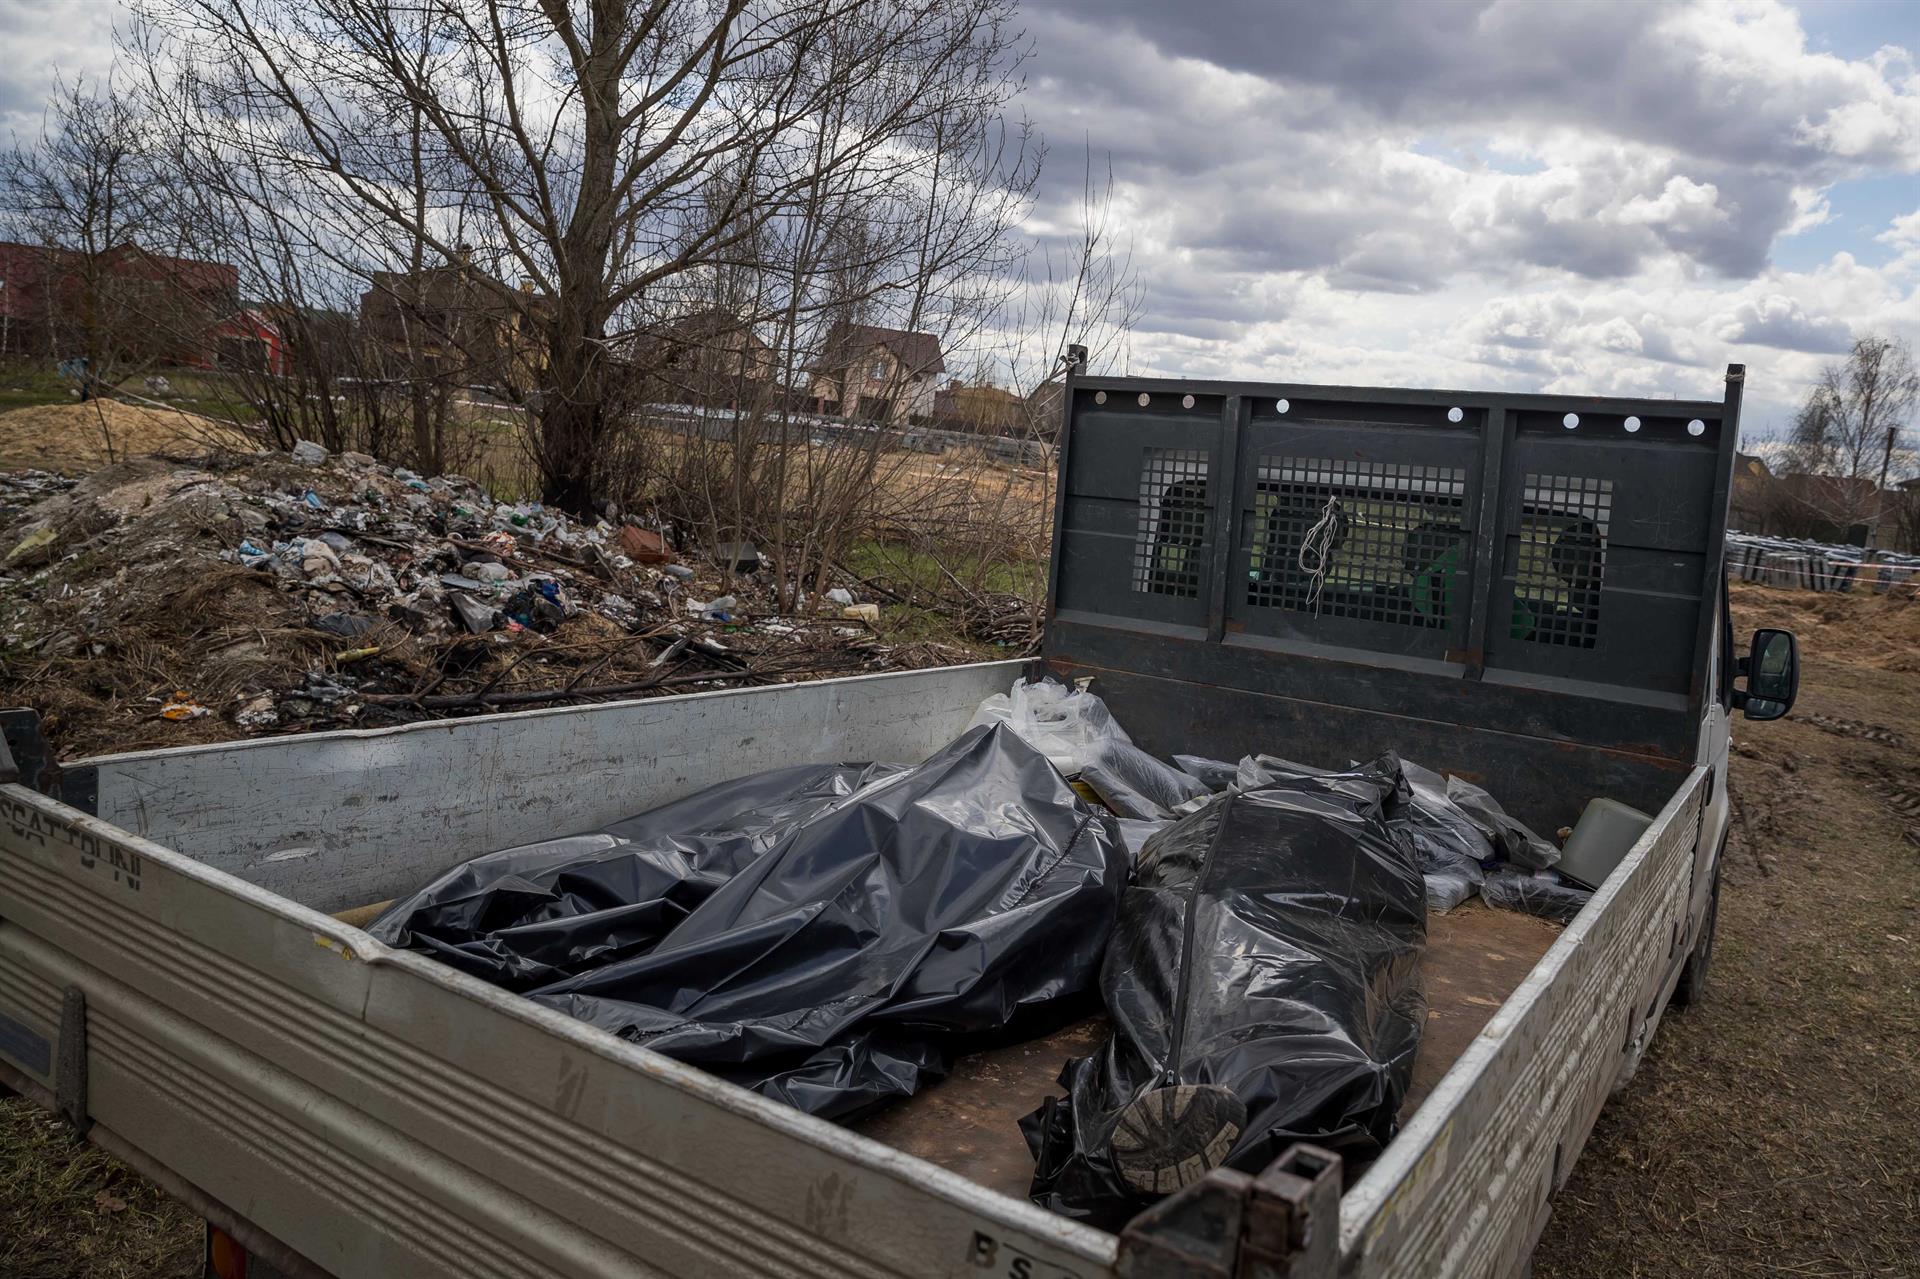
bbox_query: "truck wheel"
[1671,860,1721,1007]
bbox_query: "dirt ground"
[1535,582,1920,1278]
[2,580,1916,1276]
[0,401,252,472]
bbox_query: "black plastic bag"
[520,724,1127,1120]
[1423,870,1478,914]
[1446,775,1559,869]
[1172,754,1239,792]
[1480,866,1592,923]
[1235,753,1487,910]
[1022,756,1426,1227]
[365,761,907,990]
[1396,759,1494,885]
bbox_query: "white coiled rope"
[1297,494,1344,615]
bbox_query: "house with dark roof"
[358,248,549,390]
[635,308,779,407]
[806,323,945,424]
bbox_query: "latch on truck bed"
[1118,1143,1340,1278]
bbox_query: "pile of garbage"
[0,470,77,524]
[0,440,957,757]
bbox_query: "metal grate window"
[1512,473,1611,649]
[1132,448,1210,597]
[1246,457,1469,627]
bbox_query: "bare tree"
[619,27,1041,609]
[1782,336,1920,543]
[132,0,1030,515]
[999,148,1143,421]
[0,77,213,397]
[817,147,1143,646]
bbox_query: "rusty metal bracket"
[1237,1144,1341,1278]
[1117,1167,1251,1278]
[1117,1144,1342,1279]
[56,986,90,1135]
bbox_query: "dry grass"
[0,1100,200,1279]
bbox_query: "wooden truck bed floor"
[855,901,1563,1199]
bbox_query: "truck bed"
[856,902,1562,1198]
[0,660,1712,1279]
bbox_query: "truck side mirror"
[1735,628,1798,721]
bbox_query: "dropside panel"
[77,661,1020,912]
[0,786,1115,1279]
[1337,768,1706,1276]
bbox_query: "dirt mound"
[0,446,965,760]
[0,400,253,472]
[1729,578,1920,671]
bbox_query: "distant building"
[205,307,288,377]
[359,248,549,390]
[932,379,1025,434]
[1024,380,1067,440]
[635,308,779,407]
[0,239,242,367]
[806,323,945,424]
[1728,451,1777,532]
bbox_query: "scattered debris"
[618,525,669,564]
[710,540,761,573]
[0,445,1001,757]
[158,692,210,721]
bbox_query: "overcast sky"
[4,0,1918,436]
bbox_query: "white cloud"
[5,0,1918,437]
[1010,0,1920,434]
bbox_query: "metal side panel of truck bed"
[1339,766,1705,1275]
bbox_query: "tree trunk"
[540,336,603,514]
